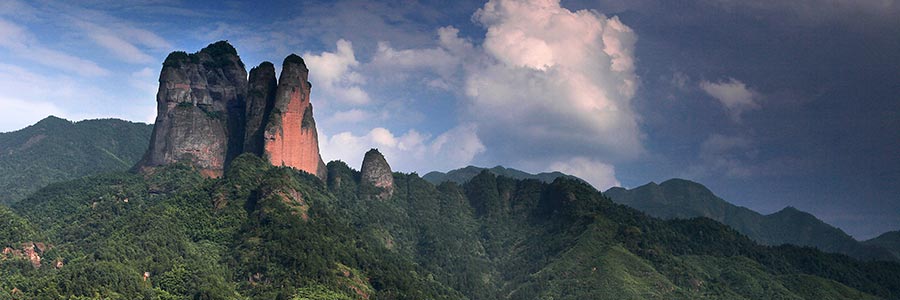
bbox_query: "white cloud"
[85,29,154,63]
[0,62,156,131]
[465,0,643,162]
[129,67,158,94]
[320,124,484,173]
[71,18,172,64]
[327,109,373,124]
[549,157,620,190]
[304,39,371,105]
[700,78,760,122]
[0,18,109,76]
[0,97,64,133]
[316,0,644,178]
[429,124,486,167]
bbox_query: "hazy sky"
[0,0,898,239]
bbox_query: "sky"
[0,0,898,240]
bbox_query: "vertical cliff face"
[137,42,328,181]
[359,149,394,200]
[243,62,277,156]
[263,55,327,180]
[136,41,248,178]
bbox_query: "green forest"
[1,154,899,299]
[0,116,151,205]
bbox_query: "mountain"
[1,42,898,299]
[605,178,896,261]
[0,116,152,204]
[2,156,898,299]
[423,165,579,185]
[865,231,900,260]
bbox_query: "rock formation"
[262,55,327,180]
[243,62,277,156]
[135,41,248,178]
[136,42,328,180]
[359,149,394,200]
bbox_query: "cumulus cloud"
[320,124,485,173]
[549,157,620,190]
[304,39,371,105]
[322,0,642,185]
[700,78,760,122]
[464,0,642,167]
[0,18,109,76]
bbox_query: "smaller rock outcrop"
[359,149,394,200]
[2,242,48,268]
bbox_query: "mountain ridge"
[0,116,152,205]
[605,178,898,261]
[423,165,581,185]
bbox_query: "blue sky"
[0,0,898,239]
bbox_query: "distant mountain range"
[423,165,580,185]
[605,179,899,262]
[0,116,152,204]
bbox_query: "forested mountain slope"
[1,155,898,299]
[0,116,152,204]
[606,179,896,262]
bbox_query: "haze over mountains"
[0,41,898,299]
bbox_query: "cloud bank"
[311,0,642,189]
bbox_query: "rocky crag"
[136,41,326,180]
[263,54,327,179]
[359,149,394,200]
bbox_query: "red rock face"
[263,55,326,180]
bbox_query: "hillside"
[1,156,898,299]
[605,179,895,261]
[865,231,900,261]
[0,116,152,204]
[423,165,579,185]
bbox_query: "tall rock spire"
[243,61,277,156]
[136,43,327,181]
[135,41,247,178]
[262,54,327,180]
